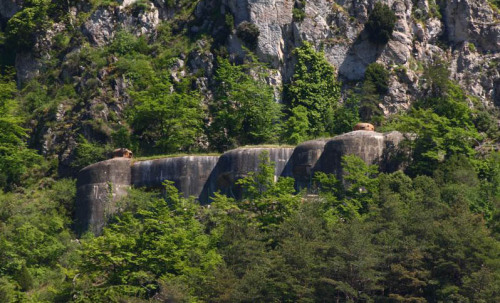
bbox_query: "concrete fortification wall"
[75,131,406,235]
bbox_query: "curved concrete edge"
[77,158,132,186]
[319,131,385,178]
[290,139,329,190]
[75,158,132,236]
[206,147,295,200]
[75,131,407,235]
[131,156,220,200]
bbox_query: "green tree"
[236,151,300,231]
[365,62,389,94]
[129,77,203,154]
[332,94,360,134]
[390,61,480,176]
[208,58,282,151]
[0,76,42,190]
[6,0,51,50]
[365,2,397,44]
[282,105,309,144]
[75,186,221,301]
[285,42,341,138]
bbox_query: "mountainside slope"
[0,0,499,176]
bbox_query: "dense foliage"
[208,58,282,151]
[2,152,498,302]
[0,1,499,302]
[285,42,342,140]
[0,74,43,190]
[365,2,397,44]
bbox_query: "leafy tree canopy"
[365,2,397,44]
[285,42,341,139]
[208,57,282,151]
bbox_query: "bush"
[6,0,50,50]
[365,62,389,94]
[293,8,306,22]
[71,136,110,171]
[236,21,260,48]
[365,2,397,44]
[293,0,306,22]
[208,58,282,150]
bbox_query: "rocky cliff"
[2,0,499,175]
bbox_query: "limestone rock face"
[223,0,499,111]
[444,0,500,51]
[83,2,160,47]
[75,158,131,235]
[131,156,220,203]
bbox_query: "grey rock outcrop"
[82,1,160,46]
[223,0,499,111]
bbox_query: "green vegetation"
[0,74,43,190]
[285,42,341,140]
[412,0,442,21]
[236,21,260,49]
[293,0,306,22]
[208,58,282,151]
[129,79,204,154]
[0,1,499,301]
[3,152,499,301]
[6,0,51,50]
[365,2,397,44]
[364,62,389,94]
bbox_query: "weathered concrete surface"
[206,147,294,200]
[382,131,407,172]
[289,139,328,191]
[75,131,406,235]
[319,131,386,179]
[75,158,131,235]
[131,156,220,202]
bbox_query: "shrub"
[71,136,110,171]
[236,21,260,48]
[6,0,50,50]
[225,13,235,31]
[208,58,282,150]
[365,62,389,94]
[365,2,397,44]
[468,43,476,52]
[293,8,306,22]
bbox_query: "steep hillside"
[0,0,499,176]
[1,1,500,301]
